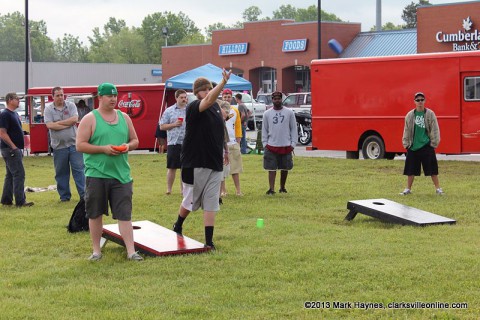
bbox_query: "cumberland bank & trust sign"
[436,17,480,51]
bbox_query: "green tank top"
[84,109,132,184]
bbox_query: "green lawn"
[0,154,478,319]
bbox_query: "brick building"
[162,20,360,94]
[162,1,480,96]
[417,1,480,53]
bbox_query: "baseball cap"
[414,92,425,99]
[222,88,233,95]
[271,91,283,98]
[98,83,118,96]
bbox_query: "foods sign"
[436,17,480,51]
[282,39,308,52]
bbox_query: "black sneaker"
[266,189,275,195]
[173,223,183,235]
[219,197,223,205]
[16,202,34,208]
[204,243,216,251]
[279,188,287,193]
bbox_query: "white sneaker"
[436,188,445,195]
[399,188,411,195]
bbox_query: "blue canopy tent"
[165,63,252,91]
[159,63,255,126]
[156,64,259,151]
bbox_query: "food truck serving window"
[464,77,480,101]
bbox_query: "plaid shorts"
[263,148,293,171]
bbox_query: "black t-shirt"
[181,100,224,171]
[0,109,24,149]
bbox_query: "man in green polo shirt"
[76,82,143,261]
[400,92,444,196]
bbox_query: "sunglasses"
[415,99,425,102]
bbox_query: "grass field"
[0,153,478,319]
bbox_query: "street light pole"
[25,0,29,95]
[317,0,321,59]
[162,27,168,47]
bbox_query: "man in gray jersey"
[261,91,297,195]
[44,87,85,202]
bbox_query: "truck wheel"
[346,151,359,159]
[247,121,254,130]
[361,135,385,159]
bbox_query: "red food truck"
[310,50,480,159]
[26,84,175,154]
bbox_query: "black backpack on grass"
[67,198,89,233]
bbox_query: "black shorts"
[85,177,133,221]
[403,144,439,176]
[263,148,293,171]
[166,144,182,169]
[155,126,167,138]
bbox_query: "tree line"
[0,2,427,64]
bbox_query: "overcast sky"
[0,0,471,44]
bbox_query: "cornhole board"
[101,220,211,256]
[345,198,456,226]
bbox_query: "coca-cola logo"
[118,100,141,108]
[117,93,144,118]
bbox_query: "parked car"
[230,92,266,130]
[1,100,27,123]
[282,92,311,114]
[256,92,286,110]
[186,92,197,104]
[186,91,266,130]
[17,100,27,122]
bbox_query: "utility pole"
[25,0,29,95]
[376,0,382,31]
[317,0,321,59]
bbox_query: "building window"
[464,77,480,101]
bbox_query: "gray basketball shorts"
[181,168,222,212]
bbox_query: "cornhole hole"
[345,199,456,226]
[101,220,211,256]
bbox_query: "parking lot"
[245,128,480,161]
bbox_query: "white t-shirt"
[225,108,238,145]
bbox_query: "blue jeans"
[240,124,248,154]
[1,148,26,205]
[53,145,85,200]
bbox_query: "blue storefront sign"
[218,43,249,56]
[151,69,162,76]
[282,39,308,52]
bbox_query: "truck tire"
[346,151,359,159]
[247,121,254,130]
[361,135,385,160]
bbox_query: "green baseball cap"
[98,82,118,96]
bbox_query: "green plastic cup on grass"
[256,218,264,228]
